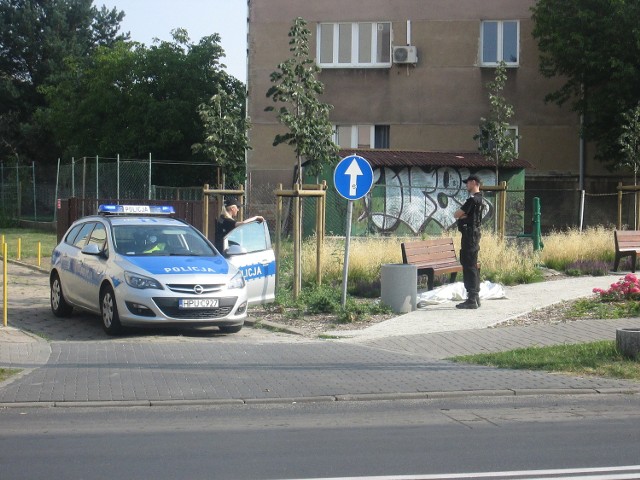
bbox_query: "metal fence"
[0,157,215,223]
[245,182,639,239]
[1,156,636,236]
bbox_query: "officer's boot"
[455,296,478,309]
[473,294,481,307]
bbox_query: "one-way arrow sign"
[333,155,374,201]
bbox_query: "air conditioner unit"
[392,45,418,64]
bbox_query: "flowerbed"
[593,273,640,301]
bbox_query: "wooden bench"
[401,237,464,290]
[614,230,640,272]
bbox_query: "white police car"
[50,205,275,335]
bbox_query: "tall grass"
[297,227,617,294]
[540,227,614,271]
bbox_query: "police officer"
[214,197,264,253]
[453,174,484,309]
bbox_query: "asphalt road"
[2,395,640,480]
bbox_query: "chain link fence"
[0,157,215,224]
[2,156,637,236]
[246,182,638,240]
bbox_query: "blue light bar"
[98,204,175,215]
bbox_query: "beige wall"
[248,0,609,188]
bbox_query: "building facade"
[247,0,630,232]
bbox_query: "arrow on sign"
[345,159,363,196]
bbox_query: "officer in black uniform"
[453,174,484,309]
[214,197,264,253]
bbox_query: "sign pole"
[341,201,353,308]
[333,154,374,310]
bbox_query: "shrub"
[593,273,640,302]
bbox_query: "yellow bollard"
[38,241,42,267]
[17,237,21,261]
[3,242,7,327]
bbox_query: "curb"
[244,317,306,336]
[5,258,49,275]
[2,387,639,409]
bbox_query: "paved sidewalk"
[327,274,626,339]
[1,262,638,406]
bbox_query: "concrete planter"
[616,328,640,360]
[380,264,417,314]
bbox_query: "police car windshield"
[112,225,216,257]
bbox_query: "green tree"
[0,0,127,163]
[618,103,640,186]
[474,61,519,182]
[39,30,236,185]
[265,17,338,185]
[192,76,250,188]
[531,0,640,166]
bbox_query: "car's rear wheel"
[50,273,73,317]
[219,325,243,334]
[100,285,122,335]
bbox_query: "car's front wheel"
[100,285,122,335]
[50,273,73,317]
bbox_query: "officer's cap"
[462,174,482,184]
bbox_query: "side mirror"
[81,243,103,256]
[225,245,248,256]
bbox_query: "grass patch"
[262,283,391,323]
[451,341,640,380]
[0,367,21,383]
[568,297,640,319]
[0,228,57,261]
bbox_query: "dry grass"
[299,227,616,288]
[540,226,614,269]
[301,235,402,284]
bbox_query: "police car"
[50,205,275,335]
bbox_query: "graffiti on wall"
[362,166,496,234]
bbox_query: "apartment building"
[246,0,621,232]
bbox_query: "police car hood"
[119,254,234,278]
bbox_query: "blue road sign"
[333,155,374,201]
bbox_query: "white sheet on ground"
[417,281,506,308]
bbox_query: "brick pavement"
[1,261,639,405]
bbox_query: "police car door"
[224,221,275,306]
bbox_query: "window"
[334,125,390,149]
[507,126,519,153]
[318,22,392,68]
[87,223,106,249]
[226,222,270,254]
[481,21,519,66]
[72,223,96,248]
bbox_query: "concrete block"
[381,263,417,314]
[616,328,640,359]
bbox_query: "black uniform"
[457,192,483,302]
[214,216,236,253]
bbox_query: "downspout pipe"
[579,113,585,191]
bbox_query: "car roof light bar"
[98,205,176,216]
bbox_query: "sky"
[98,0,248,83]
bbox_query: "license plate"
[179,298,219,309]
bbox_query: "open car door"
[224,221,276,306]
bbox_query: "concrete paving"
[1,262,639,406]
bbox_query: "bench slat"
[401,237,474,290]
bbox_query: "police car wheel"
[50,273,73,317]
[218,325,243,334]
[100,285,122,335]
